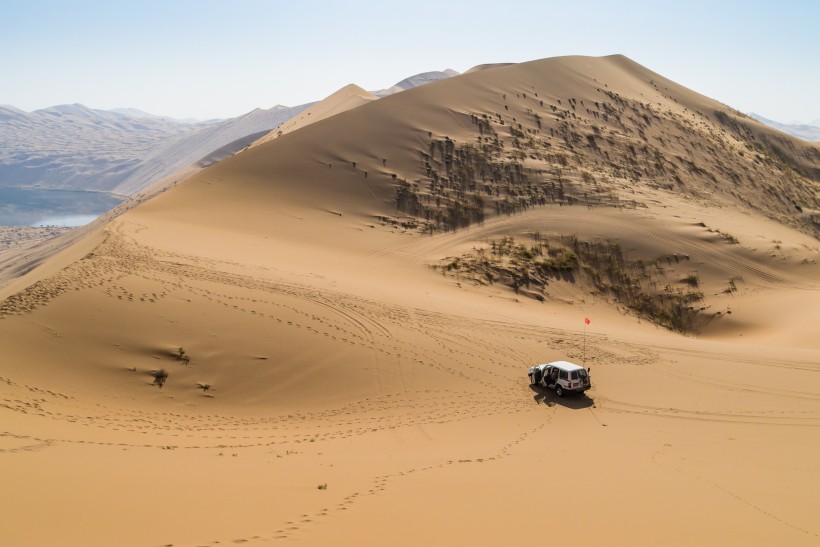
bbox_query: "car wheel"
[555,385,564,397]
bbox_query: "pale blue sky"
[1,0,817,122]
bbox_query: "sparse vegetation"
[435,234,708,333]
[723,276,742,294]
[382,83,816,238]
[698,223,740,244]
[177,346,190,365]
[152,369,168,388]
[721,232,740,245]
[683,273,700,288]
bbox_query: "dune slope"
[0,55,818,547]
[250,84,378,148]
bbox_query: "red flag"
[584,317,591,325]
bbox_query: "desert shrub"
[683,273,699,287]
[152,369,169,388]
[435,234,706,333]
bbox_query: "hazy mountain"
[0,104,28,119]
[0,104,206,193]
[749,113,820,142]
[0,102,312,197]
[110,107,169,119]
[108,103,313,195]
[111,107,218,125]
[0,68,459,202]
[371,69,459,97]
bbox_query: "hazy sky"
[1,0,818,122]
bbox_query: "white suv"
[528,360,591,396]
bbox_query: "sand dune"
[250,84,378,148]
[0,54,818,546]
[0,68,465,205]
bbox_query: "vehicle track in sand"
[651,444,820,540]
[593,394,820,426]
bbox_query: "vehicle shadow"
[529,384,594,409]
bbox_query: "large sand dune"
[1,55,818,546]
[249,84,378,148]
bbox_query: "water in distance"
[0,187,124,227]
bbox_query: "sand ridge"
[0,54,818,546]
[250,84,378,148]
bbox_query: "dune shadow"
[530,384,593,409]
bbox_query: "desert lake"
[0,187,124,226]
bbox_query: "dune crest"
[1,54,818,546]
[250,83,377,147]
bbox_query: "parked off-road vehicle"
[528,360,590,396]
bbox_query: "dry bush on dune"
[391,80,817,237]
[436,234,707,333]
[152,369,168,388]
[176,346,190,365]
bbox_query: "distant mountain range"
[749,113,820,142]
[0,103,203,193]
[371,69,459,97]
[109,107,219,125]
[0,102,316,196]
[110,104,317,195]
[0,69,459,199]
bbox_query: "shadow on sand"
[530,384,594,409]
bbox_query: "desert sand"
[250,84,377,148]
[0,55,818,546]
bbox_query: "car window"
[570,371,579,380]
[559,370,568,380]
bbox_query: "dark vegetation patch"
[384,82,817,237]
[435,233,709,333]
